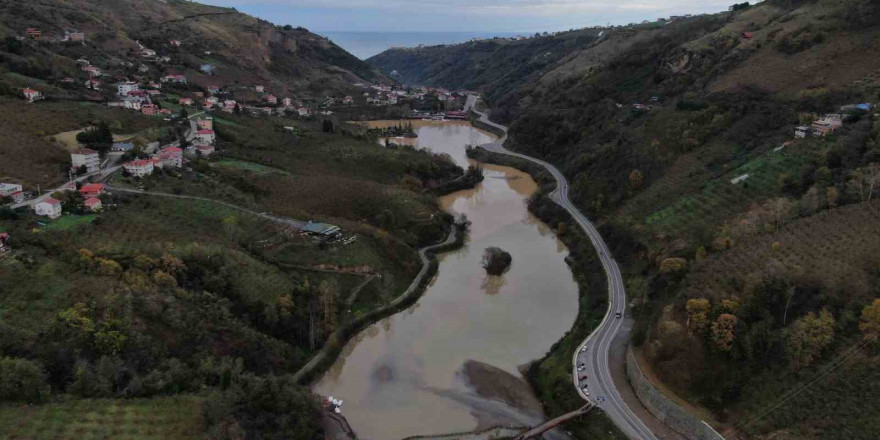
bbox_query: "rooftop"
[80,183,105,192]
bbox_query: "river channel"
[315,120,579,439]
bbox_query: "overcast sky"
[200,0,744,33]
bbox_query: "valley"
[2,0,880,439]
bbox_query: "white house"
[161,74,187,84]
[0,183,24,203]
[117,81,139,96]
[731,174,750,185]
[123,98,143,111]
[255,85,265,93]
[297,107,309,116]
[123,159,155,177]
[84,197,102,212]
[35,198,62,219]
[157,147,183,168]
[195,129,215,145]
[188,144,215,157]
[22,88,43,102]
[71,148,100,173]
[282,97,292,107]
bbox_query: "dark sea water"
[318,31,523,60]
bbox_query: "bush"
[0,357,51,403]
[204,374,323,440]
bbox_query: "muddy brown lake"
[314,120,578,439]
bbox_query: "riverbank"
[292,122,493,387]
[467,146,628,439]
[293,221,467,384]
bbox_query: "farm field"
[0,396,206,440]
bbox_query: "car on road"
[579,374,588,381]
[615,311,622,319]
[580,345,587,352]
[577,363,585,372]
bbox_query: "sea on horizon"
[318,31,523,60]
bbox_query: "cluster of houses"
[20,27,84,43]
[120,116,215,178]
[794,104,873,139]
[352,84,462,108]
[107,80,175,116]
[32,182,106,220]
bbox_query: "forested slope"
[372,1,880,438]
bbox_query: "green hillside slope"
[370,1,880,438]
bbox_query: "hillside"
[371,0,880,439]
[0,2,470,439]
[0,0,388,98]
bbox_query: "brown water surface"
[315,121,578,439]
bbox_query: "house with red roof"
[195,129,215,145]
[84,197,102,212]
[197,117,213,131]
[160,74,187,84]
[22,88,43,103]
[0,183,25,204]
[141,104,160,116]
[35,198,62,219]
[26,28,42,39]
[157,147,183,168]
[179,97,194,106]
[265,94,278,105]
[193,144,215,157]
[79,183,105,198]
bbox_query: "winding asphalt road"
[466,95,658,440]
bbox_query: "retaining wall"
[626,346,725,440]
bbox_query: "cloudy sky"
[200,0,743,33]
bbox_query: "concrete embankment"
[626,347,725,440]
